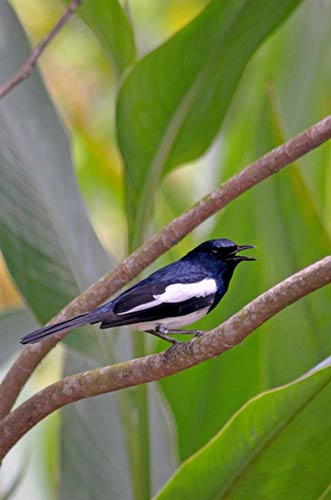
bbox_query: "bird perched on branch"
[21,239,256,352]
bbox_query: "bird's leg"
[145,329,178,345]
[145,325,185,360]
[163,328,206,338]
[145,325,184,345]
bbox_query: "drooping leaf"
[155,358,331,500]
[117,0,303,244]
[65,0,136,76]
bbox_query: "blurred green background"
[0,0,330,498]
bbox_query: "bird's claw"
[193,330,205,338]
[163,340,183,361]
[164,337,200,360]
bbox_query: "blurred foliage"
[0,0,330,499]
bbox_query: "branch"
[0,0,81,100]
[0,256,330,460]
[0,115,330,420]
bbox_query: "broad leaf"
[0,4,177,498]
[155,358,331,499]
[117,0,302,244]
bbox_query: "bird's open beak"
[227,244,257,262]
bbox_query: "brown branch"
[0,0,81,100]
[1,256,330,461]
[0,115,330,420]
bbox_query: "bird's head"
[185,239,256,268]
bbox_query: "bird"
[20,239,256,351]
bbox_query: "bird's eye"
[211,249,219,256]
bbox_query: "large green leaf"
[66,0,136,76]
[0,3,176,498]
[155,358,331,499]
[0,308,36,366]
[117,0,302,244]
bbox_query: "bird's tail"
[20,311,101,345]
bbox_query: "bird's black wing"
[113,283,167,314]
[98,260,217,328]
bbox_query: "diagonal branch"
[0,115,330,420]
[0,256,330,461]
[0,0,81,100]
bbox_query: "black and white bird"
[20,239,256,349]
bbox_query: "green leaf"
[0,5,177,498]
[68,0,136,76]
[155,358,331,500]
[117,0,302,244]
[0,308,37,366]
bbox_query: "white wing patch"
[117,278,217,315]
[154,279,217,302]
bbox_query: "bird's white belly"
[131,306,210,331]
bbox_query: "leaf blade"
[70,0,136,76]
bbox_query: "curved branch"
[0,115,330,420]
[0,256,330,461]
[0,0,81,100]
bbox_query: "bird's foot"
[145,327,185,360]
[145,325,204,360]
[163,339,185,361]
[192,330,205,338]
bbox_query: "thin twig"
[0,115,330,420]
[0,0,81,100]
[0,256,330,460]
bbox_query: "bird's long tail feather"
[20,311,101,345]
